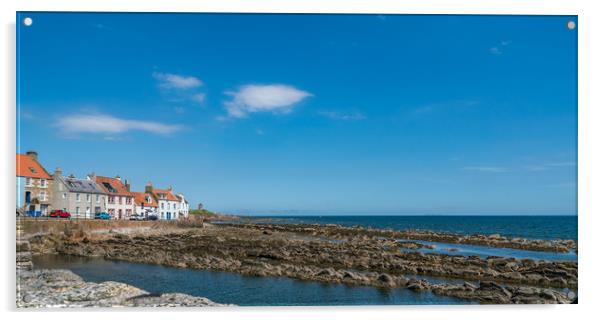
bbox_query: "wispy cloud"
[462,166,509,173]
[152,72,206,111]
[413,100,480,114]
[546,161,576,167]
[56,113,183,136]
[524,161,576,172]
[153,72,203,90]
[317,110,366,121]
[92,23,113,31]
[190,93,206,104]
[490,40,511,55]
[524,165,549,172]
[546,182,576,188]
[223,84,312,118]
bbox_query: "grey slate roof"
[58,176,106,194]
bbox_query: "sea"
[31,215,577,306]
[250,215,578,241]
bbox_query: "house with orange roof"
[16,151,53,216]
[145,182,181,220]
[132,191,159,219]
[89,173,135,219]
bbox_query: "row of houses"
[16,151,190,220]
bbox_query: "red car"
[49,210,71,219]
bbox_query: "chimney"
[124,179,131,192]
[53,167,62,178]
[87,172,96,181]
[115,175,121,181]
[26,150,38,160]
[145,181,153,193]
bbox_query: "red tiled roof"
[131,192,158,207]
[152,188,179,201]
[96,176,133,197]
[16,154,52,179]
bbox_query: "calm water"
[251,215,578,241]
[396,239,577,261]
[32,255,475,306]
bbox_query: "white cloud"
[224,84,312,118]
[462,166,509,173]
[190,93,206,104]
[57,113,182,135]
[490,47,502,55]
[318,110,365,121]
[490,40,511,55]
[153,72,203,90]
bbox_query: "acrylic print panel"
[15,12,577,307]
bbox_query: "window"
[126,209,132,216]
[40,179,47,188]
[108,196,115,204]
[28,167,38,174]
[86,194,90,202]
[86,207,90,214]
[96,194,100,203]
[75,207,80,215]
[161,203,164,209]
[25,178,32,187]
[62,193,67,199]
[102,182,117,193]
[118,196,122,204]
[76,193,80,202]
[39,191,47,201]
[126,197,132,205]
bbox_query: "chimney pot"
[25,150,38,160]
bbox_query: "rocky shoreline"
[17,269,230,307]
[27,221,577,304]
[17,236,229,308]
[230,222,577,253]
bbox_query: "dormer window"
[102,182,117,193]
[28,167,37,174]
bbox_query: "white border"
[2,1,601,320]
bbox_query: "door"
[25,191,31,203]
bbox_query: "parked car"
[129,213,144,221]
[94,212,111,220]
[146,214,158,221]
[49,210,71,219]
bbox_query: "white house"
[145,182,180,220]
[176,193,190,218]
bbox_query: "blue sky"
[16,13,577,215]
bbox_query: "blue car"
[94,212,111,220]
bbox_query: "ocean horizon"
[241,215,578,241]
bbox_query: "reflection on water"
[32,254,477,306]
[398,239,577,261]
